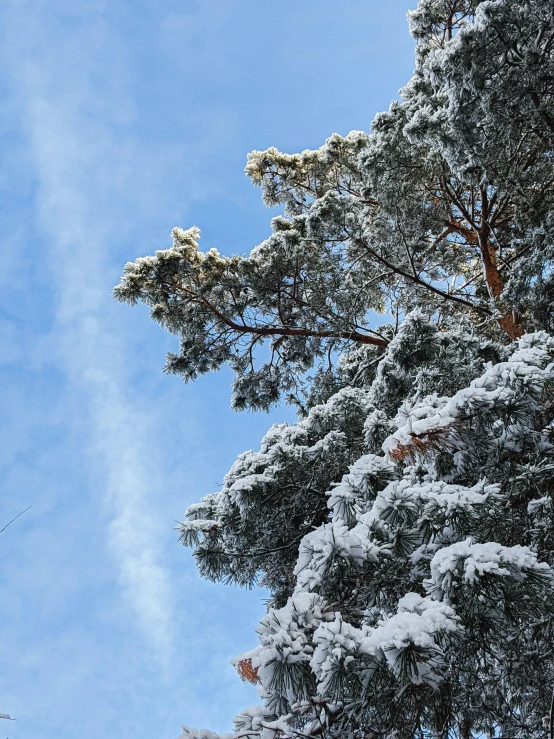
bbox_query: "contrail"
[3,1,176,665]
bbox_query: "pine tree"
[115,2,554,737]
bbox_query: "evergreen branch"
[190,290,389,348]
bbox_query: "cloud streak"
[3,1,176,664]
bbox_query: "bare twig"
[0,506,32,535]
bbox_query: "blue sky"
[0,2,414,737]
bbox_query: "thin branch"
[442,179,478,231]
[164,280,388,347]
[197,294,389,347]
[0,505,32,535]
[355,238,491,316]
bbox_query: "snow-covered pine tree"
[114,1,554,737]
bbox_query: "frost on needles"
[115,1,554,737]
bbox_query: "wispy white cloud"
[3,2,177,664]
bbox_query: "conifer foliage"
[115,1,554,737]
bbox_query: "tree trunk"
[478,218,524,340]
